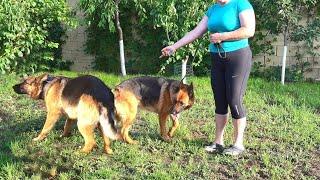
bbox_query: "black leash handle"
[215,43,226,59]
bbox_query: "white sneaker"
[223,145,245,156]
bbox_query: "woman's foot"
[223,145,245,156]
[204,143,224,153]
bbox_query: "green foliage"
[0,0,76,74]
[79,0,129,32]
[79,0,319,78]
[79,0,213,74]
[251,62,305,82]
[80,2,165,74]
[0,72,319,178]
[291,17,320,57]
[134,0,213,73]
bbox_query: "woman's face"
[216,0,230,5]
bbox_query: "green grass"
[0,71,319,179]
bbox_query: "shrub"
[0,0,75,74]
[251,62,304,82]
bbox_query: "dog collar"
[39,75,55,99]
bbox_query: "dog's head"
[170,81,195,118]
[12,74,49,99]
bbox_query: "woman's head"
[216,0,230,5]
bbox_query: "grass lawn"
[0,71,319,179]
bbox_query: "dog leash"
[215,43,226,59]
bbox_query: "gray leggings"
[210,46,252,119]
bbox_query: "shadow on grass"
[0,108,72,178]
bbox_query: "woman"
[161,0,255,155]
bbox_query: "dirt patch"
[293,149,320,178]
[309,149,320,178]
[0,109,9,122]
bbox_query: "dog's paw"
[128,140,139,145]
[32,135,45,141]
[105,148,113,155]
[80,148,91,154]
[59,133,71,138]
[115,133,124,141]
[168,131,175,138]
[162,135,172,142]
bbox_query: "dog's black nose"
[12,85,18,90]
[12,84,23,94]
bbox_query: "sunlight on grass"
[0,72,319,179]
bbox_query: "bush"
[0,0,75,74]
[251,62,304,82]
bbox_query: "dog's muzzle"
[12,84,26,94]
[170,112,180,120]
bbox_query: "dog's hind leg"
[76,95,98,154]
[98,124,113,154]
[115,91,139,144]
[159,113,171,141]
[33,111,61,141]
[61,118,76,137]
[119,106,138,144]
[121,110,138,144]
[168,114,180,138]
[122,123,138,144]
[77,122,97,154]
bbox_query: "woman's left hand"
[209,33,224,44]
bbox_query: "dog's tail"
[99,105,119,140]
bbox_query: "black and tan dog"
[114,76,194,144]
[12,74,120,154]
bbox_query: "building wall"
[252,33,320,80]
[61,0,94,72]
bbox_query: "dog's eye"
[179,101,185,106]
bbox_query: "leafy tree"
[80,0,128,76]
[134,0,212,74]
[0,0,75,74]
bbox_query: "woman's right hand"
[161,45,176,57]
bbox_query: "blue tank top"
[206,0,253,52]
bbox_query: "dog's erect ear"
[113,88,121,98]
[189,82,193,90]
[38,73,49,82]
[23,75,28,81]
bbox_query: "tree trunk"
[115,0,126,76]
[181,56,189,84]
[281,26,288,85]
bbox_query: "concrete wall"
[253,33,320,80]
[61,0,94,71]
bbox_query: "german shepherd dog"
[12,74,120,154]
[114,76,194,144]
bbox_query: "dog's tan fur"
[13,74,120,154]
[113,77,195,144]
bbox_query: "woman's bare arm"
[161,16,208,56]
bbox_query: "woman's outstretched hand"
[160,45,176,58]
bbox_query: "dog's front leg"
[33,111,61,141]
[159,113,171,141]
[168,114,180,138]
[61,118,76,137]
